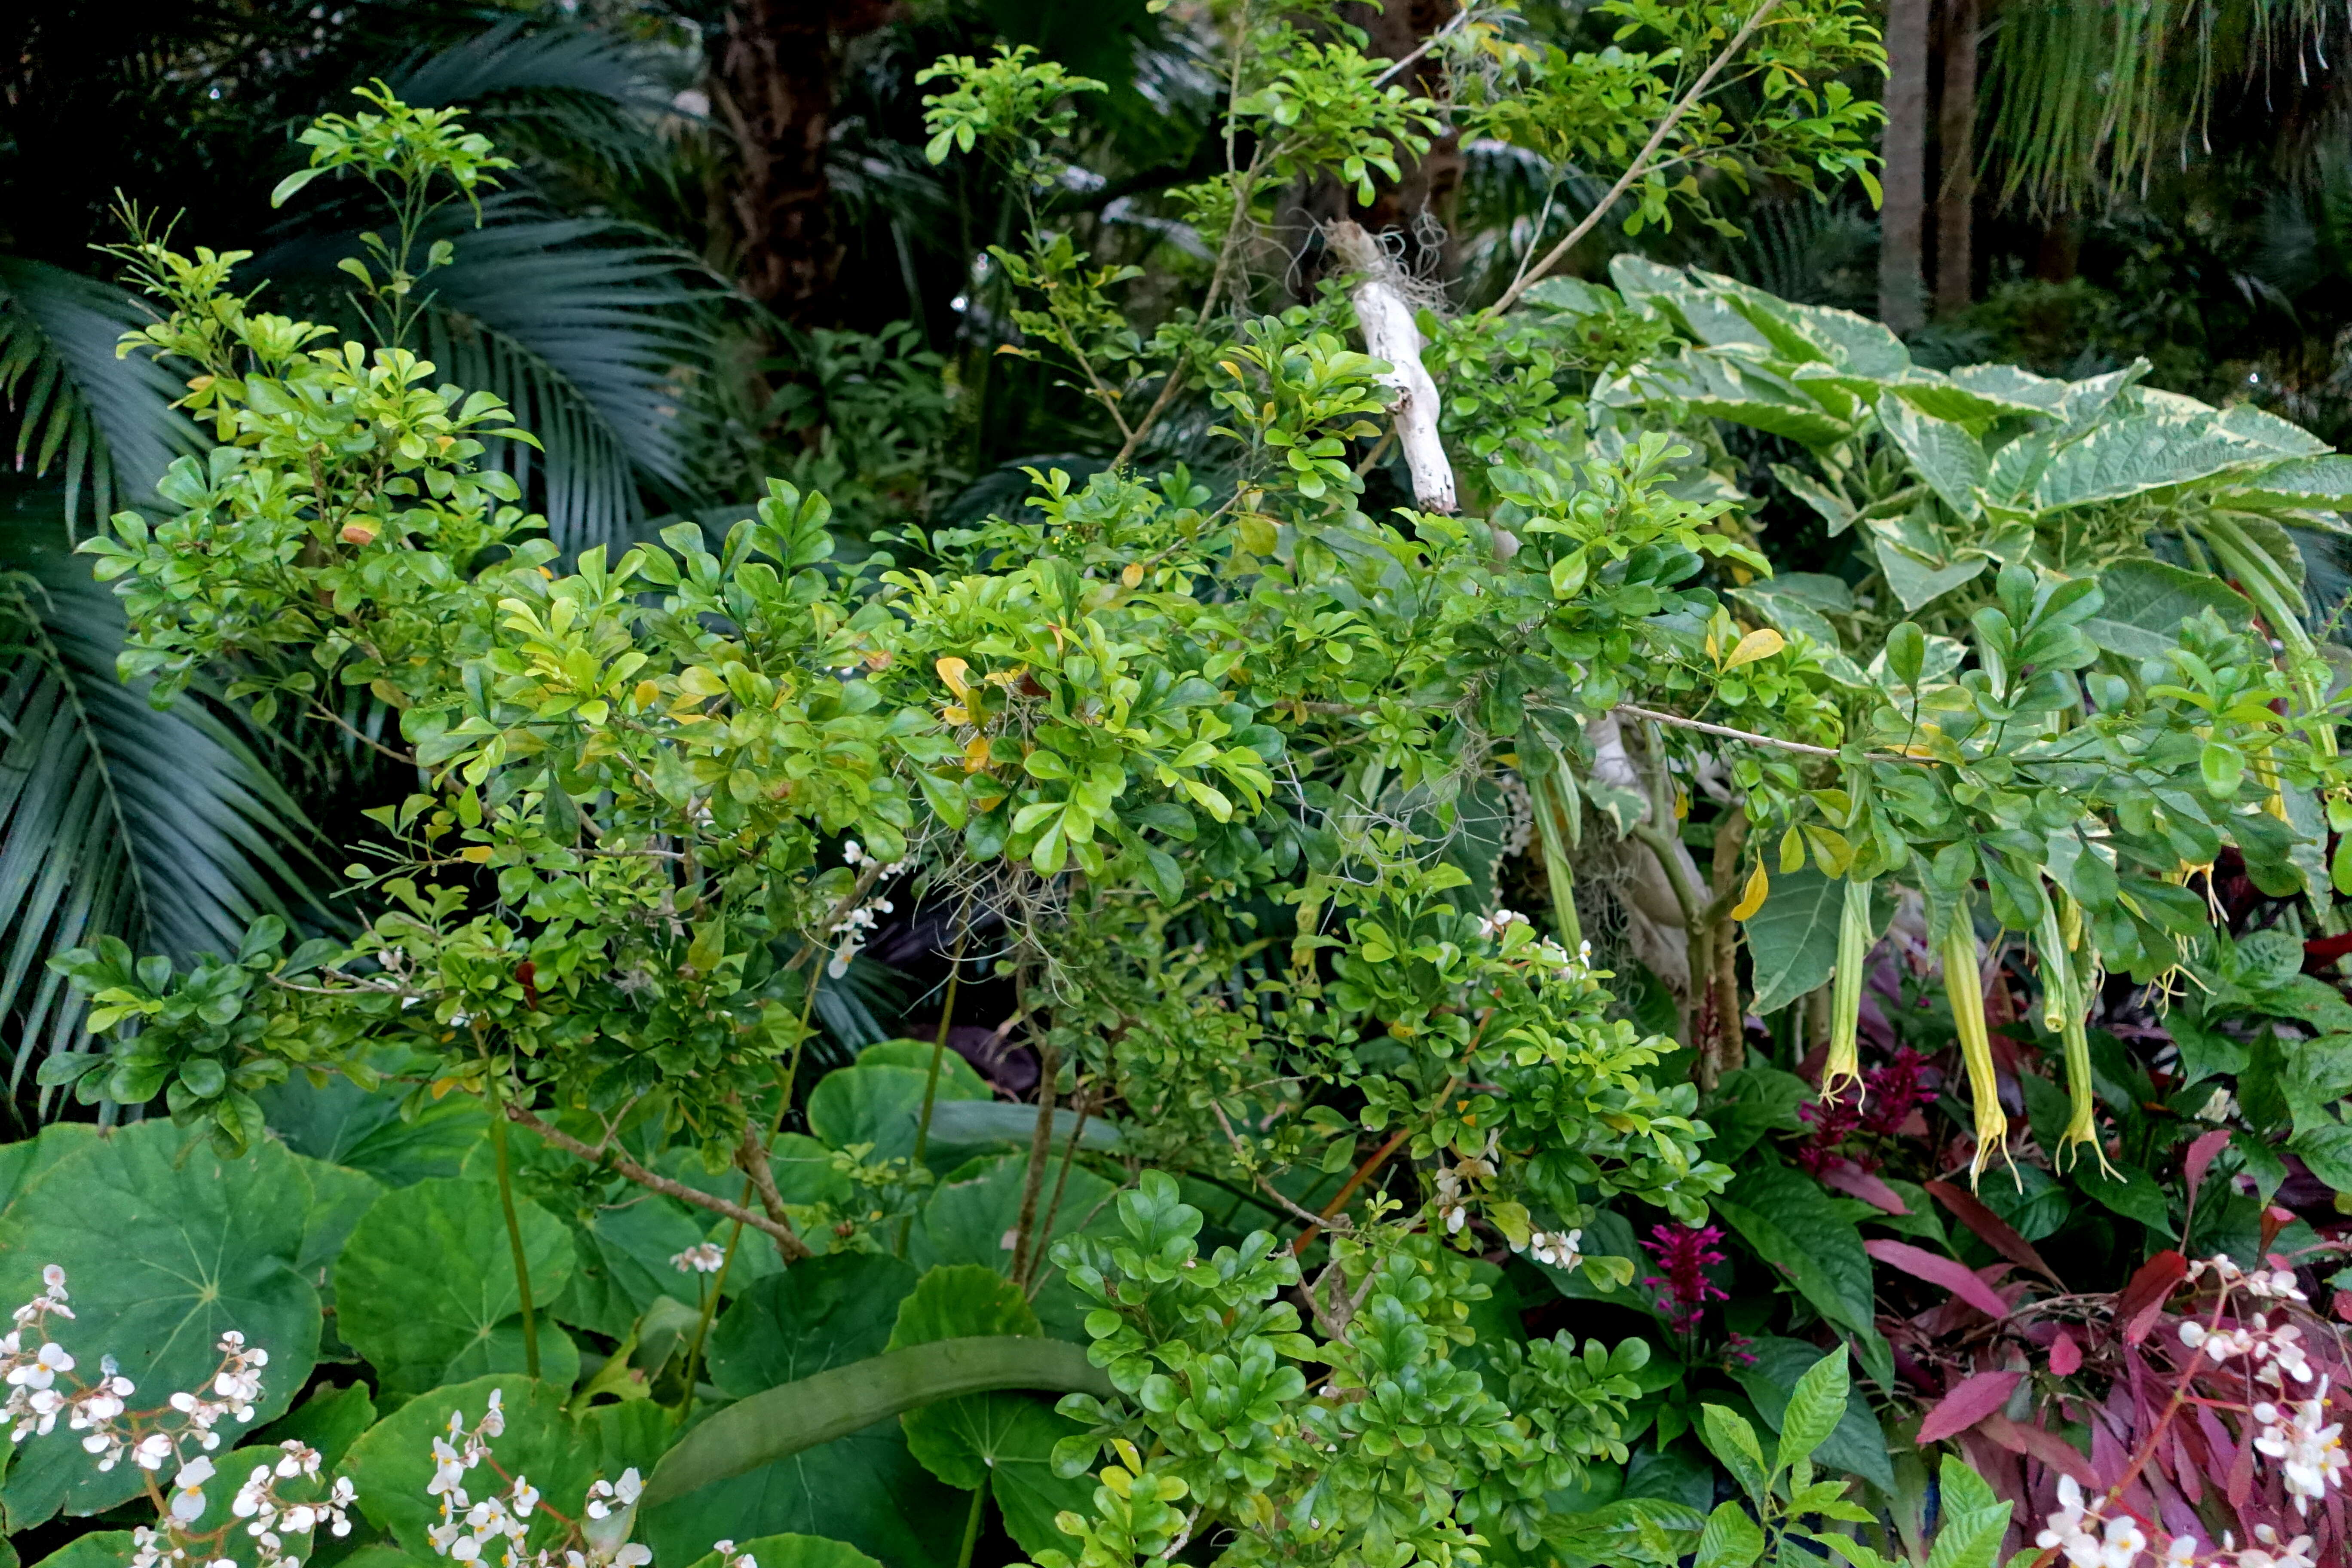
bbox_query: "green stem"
[956,1480,989,1568]
[487,1072,541,1379]
[901,903,975,1254]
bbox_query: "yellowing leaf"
[935,655,973,704]
[457,845,494,863]
[1723,628,1785,671]
[1731,862,1770,922]
[1121,562,1144,588]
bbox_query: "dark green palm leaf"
[0,257,204,533]
[0,519,328,1104]
[423,217,721,553]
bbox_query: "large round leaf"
[548,1195,710,1340]
[675,1533,883,1568]
[342,1375,594,1559]
[640,1422,961,1568]
[903,1393,1090,1556]
[807,1063,986,1164]
[886,1265,1089,1553]
[0,1121,322,1525]
[260,1067,489,1188]
[908,1153,1117,1341]
[886,1265,1038,1350]
[334,1177,578,1394]
[707,1253,916,1397]
[27,1531,130,1568]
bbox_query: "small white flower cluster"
[5,1266,358,1568]
[2252,1379,2350,1518]
[233,1442,356,1540]
[2037,1478,2196,1568]
[709,1541,754,1568]
[670,1243,726,1275]
[1473,909,1527,940]
[827,841,907,977]
[2180,1314,2315,1388]
[1430,1143,1497,1235]
[1522,1229,1582,1271]
[2184,1256,2307,1304]
[428,1394,649,1568]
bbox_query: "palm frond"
[388,18,692,184]
[0,511,329,1104]
[1983,0,2352,215]
[421,217,723,554]
[0,257,205,533]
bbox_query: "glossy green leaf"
[334,1176,578,1394]
[708,1253,918,1396]
[0,1121,322,1526]
[343,1376,594,1559]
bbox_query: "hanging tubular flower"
[1939,905,2009,1188]
[2043,888,2113,1177]
[1823,876,1873,1100]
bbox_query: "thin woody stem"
[503,1101,811,1258]
[1486,0,1787,317]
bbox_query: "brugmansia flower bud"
[2043,888,2113,1176]
[1823,876,1872,1099]
[1938,910,2009,1187]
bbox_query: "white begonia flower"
[171,1456,216,1522]
[670,1243,726,1275]
[2253,1378,2349,1515]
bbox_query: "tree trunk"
[1933,0,1978,318]
[1878,0,1930,335]
[715,0,896,322]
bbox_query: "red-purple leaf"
[2183,1128,2232,1209]
[2049,1327,2082,1375]
[1865,1238,2014,1318]
[1926,1179,2064,1287]
[1918,1370,2024,1444]
[1819,1160,1910,1214]
[2119,1250,2187,1345]
[1979,1411,2101,1488]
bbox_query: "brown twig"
[1486,0,1788,317]
[504,1101,811,1259]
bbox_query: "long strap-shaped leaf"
[640,1335,1114,1507]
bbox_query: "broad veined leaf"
[671,1534,884,1568]
[293,1155,386,1280]
[343,1376,595,1559]
[2031,412,2272,512]
[806,1062,989,1163]
[1725,1337,1894,1492]
[260,1064,490,1187]
[1870,534,1987,612]
[1627,349,1853,449]
[853,1038,992,1097]
[1877,393,1988,519]
[882,1267,1093,1550]
[0,1121,322,1525]
[907,1152,1120,1341]
[24,1532,132,1568]
[542,1192,708,1340]
[0,1122,96,1212]
[641,1336,1116,1508]
[1714,1165,1889,1385]
[1743,867,1844,1014]
[707,1252,918,1396]
[334,1176,579,1395]
[1947,362,2068,415]
[2081,558,2254,661]
[641,1422,960,1568]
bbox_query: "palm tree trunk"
[1934,0,1978,318]
[1878,0,1930,335]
